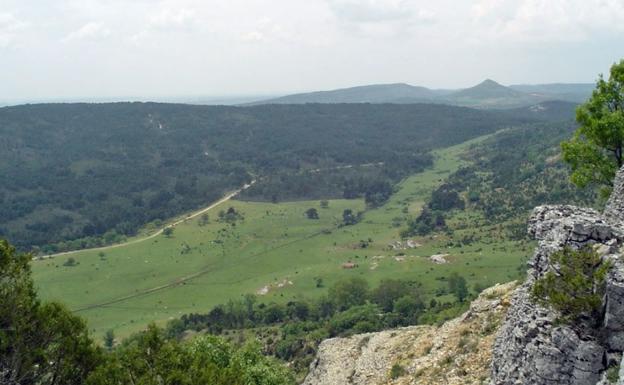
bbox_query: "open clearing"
[32,133,531,339]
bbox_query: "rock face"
[491,165,624,385]
[605,166,624,226]
[302,282,517,385]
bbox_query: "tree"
[163,227,174,237]
[371,279,412,312]
[393,295,425,323]
[448,272,468,302]
[319,200,329,209]
[328,277,369,311]
[86,325,294,385]
[0,239,102,385]
[305,208,319,219]
[64,256,78,266]
[104,330,115,351]
[198,213,210,226]
[404,207,446,236]
[562,59,624,196]
[342,209,360,226]
[328,304,381,336]
[429,185,465,211]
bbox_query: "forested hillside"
[0,102,553,252]
[404,119,598,240]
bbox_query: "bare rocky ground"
[302,282,517,385]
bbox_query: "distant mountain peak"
[453,79,524,99]
[480,79,502,86]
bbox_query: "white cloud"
[327,0,414,22]
[0,12,28,48]
[128,7,199,45]
[148,8,197,29]
[239,18,296,44]
[62,22,111,43]
[241,30,265,43]
[326,0,436,38]
[470,0,624,43]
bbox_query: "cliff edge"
[302,282,516,385]
[491,165,624,385]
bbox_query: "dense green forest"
[0,102,569,252]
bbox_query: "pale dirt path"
[38,181,255,260]
[38,161,388,260]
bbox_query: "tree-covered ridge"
[0,102,544,251]
[404,121,597,238]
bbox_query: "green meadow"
[32,133,531,339]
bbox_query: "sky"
[1,0,624,102]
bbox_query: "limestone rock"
[605,165,624,225]
[302,282,516,385]
[491,165,624,385]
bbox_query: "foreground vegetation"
[1,238,295,385]
[165,275,471,379]
[532,246,610,327]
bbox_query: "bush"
[328,277,369,311]
[390,363,407,379]
[328,304,381,336]
[531,246,610,326]
[305,208,319,220]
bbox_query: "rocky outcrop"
[302,282,517,385]
[605,166,624,226]
[491,165,624,385]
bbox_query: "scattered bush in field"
[63,257,77,266]
[305,208,319,219]
[162,227,174,237]
[197,214,210,226]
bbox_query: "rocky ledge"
[302,282,517,385]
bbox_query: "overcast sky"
[1,0,623,102]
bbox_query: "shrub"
[305,208,319,220]
[390,363,407,379]
[328,304,381,336]
[63,257,77,266]
[531,246,610,326]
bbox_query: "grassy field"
[32,133,532,339]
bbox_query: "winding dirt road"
[38,181,255,260]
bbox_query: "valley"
[32,133,531,339]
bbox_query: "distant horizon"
[0,78,598,107]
